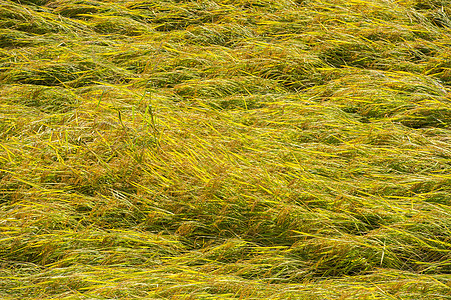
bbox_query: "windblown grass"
[1,0,450,298]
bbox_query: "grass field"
[0,0,450,298]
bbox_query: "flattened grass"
[1,0,451,298]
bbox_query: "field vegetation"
[0,0,450,298]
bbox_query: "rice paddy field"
[0,0,451,298]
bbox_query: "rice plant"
[0,0,450,298]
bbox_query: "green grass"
[1,0,451,298]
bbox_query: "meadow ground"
[0,0,450,298]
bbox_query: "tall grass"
[0,0,450,298]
